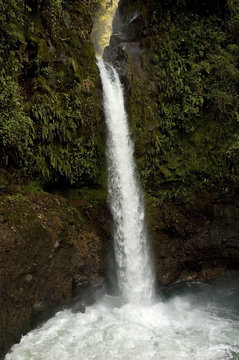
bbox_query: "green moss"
[124,0,239,204]
[38,39,52,62]
[0,0,104,188]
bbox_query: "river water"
[5,272,239,360]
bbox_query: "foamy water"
[6,273,239,359]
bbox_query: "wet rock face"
[0,194,110,358]
[103,10,146,92]
[103,4,144,71]
[150,194,239,285]
[106,0,227,74]
[104,0,239,280]
[105,0,239,284]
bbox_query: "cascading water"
[97,59,154,304]
[5,5,239,359]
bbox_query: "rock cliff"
[0,189,111,358]
[105,0,239,283]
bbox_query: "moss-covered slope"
[0,189,111,358]
[112,0,239,202]
[0,1,110,356]
[0,0,104,186]
[106,0,239,281]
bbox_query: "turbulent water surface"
[5,272,239,360]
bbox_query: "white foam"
[6,292,239,360]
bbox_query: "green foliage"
[127,0,239,196]
[42,0,63,34]
[0,0,104,187]
[147,13,239,135]
[0,72,33,165]
[226,135,239,177]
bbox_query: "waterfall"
[97,59,155,304]
[5,31,239,360]
[4,10,239,360]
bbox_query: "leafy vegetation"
[1,0,239,202]
[0,0,104,187]
[126,0,239,201]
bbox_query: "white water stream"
[97,59,154,304]
[5,54,239,360]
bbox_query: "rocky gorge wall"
[0,187,112,358]
[0,0,108,357]
[0,0,105,186]
[105,0,239,283]
[1,0,239,357]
